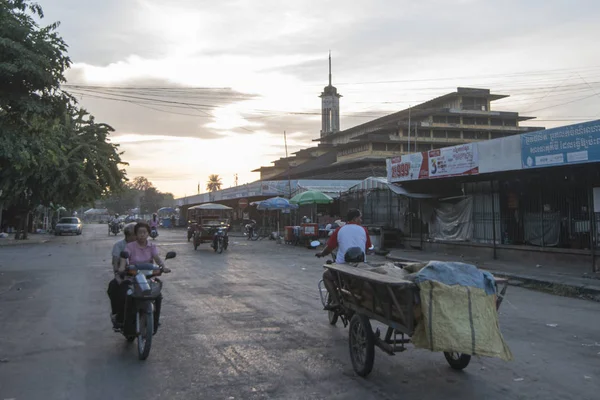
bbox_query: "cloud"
[36,0,600,197]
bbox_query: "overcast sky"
[38,0,600,197]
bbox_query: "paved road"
[1,224,599,399]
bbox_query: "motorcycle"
[187,221,196,242]
[244,220,258,241]
[211,226,229,254]
[115,250,175,360]
[109,221,120,236]
[150,226,159,240]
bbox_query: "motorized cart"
[186,203,232,250]
[319,262,509,377]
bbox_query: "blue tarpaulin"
[413,261,496,295]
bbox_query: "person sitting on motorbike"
[315,209,372,309]
[107,222,136,328]
[149,213,159,230]
[125,222,171,333]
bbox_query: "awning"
[296,179,361,198]
[346,177,436,198]
[347,177,389,192]
[388,184,436,199]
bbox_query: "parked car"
[55,217,83,236]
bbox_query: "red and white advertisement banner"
[387,143,479,183]
[428,143,479,179]
[387,152,429,183]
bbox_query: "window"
[462,97,488,111]
[462,117,476,125]
[447,116,460,124]
[447,130,461,139]
[433,130,447,139]
[475,117,488,125]
[372,143,387,151]
[504,119,517,127]
[433,116,446,123]
[417,144,432,152]
[491,118,503,126]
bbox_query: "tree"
[140,187,174,215]
[206,174,222,192]
[0,1,127,238]
[103,177,174,215]
[130,176,154,192]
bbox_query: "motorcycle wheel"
[217,239,223,254]
[193,234,199,250]
[250,231,259,241]
[137,308,153,360]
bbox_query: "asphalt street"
[1,224,599,400]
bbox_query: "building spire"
[328,50,332,87]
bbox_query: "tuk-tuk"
[186,203,232,250]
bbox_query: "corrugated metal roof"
[347,177,389,192]
[296,179,362,198]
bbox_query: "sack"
[412,280,513,361]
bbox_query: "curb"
[386,254,600,299]
[0,238,51,247]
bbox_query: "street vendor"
[316,208,372,309]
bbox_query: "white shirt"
[334,224,369,264]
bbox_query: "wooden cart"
[319,263,509,377]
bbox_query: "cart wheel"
[349,314,375,377]
[444,352,472,370]
[326,292,338,326]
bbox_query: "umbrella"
[290,191,333,206]
[256,197,298,211]
[290,191,333,224]
[158,207,175,213]
[256,197,298,236]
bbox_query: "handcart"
[318,262,509,377]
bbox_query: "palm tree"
[206,174,222,192]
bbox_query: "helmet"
[344,247,365,263]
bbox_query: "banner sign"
[428,143,479,179]
[387,152,429,183]
[521,120,600,169]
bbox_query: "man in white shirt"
[316,209,372,308]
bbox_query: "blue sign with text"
[521,120,600,169]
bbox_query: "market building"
[383,119,600,271]
[253,56,544,181]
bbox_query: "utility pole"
[283,130,292,198]
[407,105,411,153]
[414,117,418,152]
[234,174,238,187]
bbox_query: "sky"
[37,0,600,197]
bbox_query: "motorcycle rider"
[125,222,170,333]
[107,222,136,328]
[316,209,372,309]
[149,213,159,229]
[109,213,120,233]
